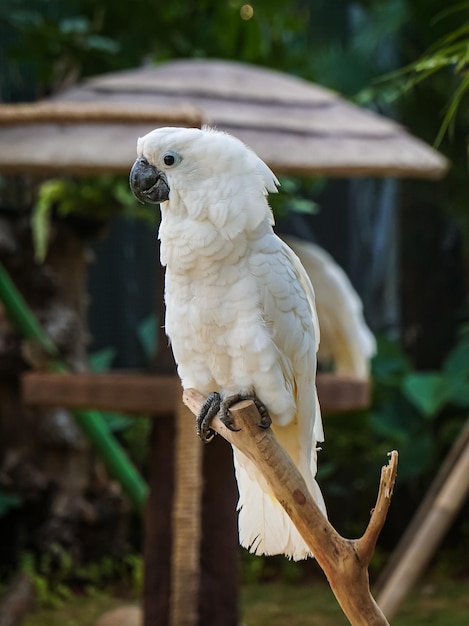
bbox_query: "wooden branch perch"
[183,389,398,626]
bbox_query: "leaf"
[102,412,132,432]
[31,196,52,264]
[85,35,120,54]
[371,335,412,385]
[289,198,319,215]
[395,432,435,480]
[369,392,424,442]
[369,410,409,443]
[447,378,469,407]
[443,338,469,377]
[435,72,469,146]
[137,315,158,362]
[31,179,69,263]
[88,347,117,372]
[401,373,451,418]
[432,1,469,24]
[59,16,90,35]
[441,339,469,406]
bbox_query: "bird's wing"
[235,235,325,559]
[250,235,323,455]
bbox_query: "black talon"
[220,393,272,432]
[196,392,272,441]
[220,395,243,432]
[196,391,221,443]
[253,397,272,429]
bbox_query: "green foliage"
[269,177,322,219]
[21,551,72,609]
[241,552,304,585]
[374,2,469,145]
[370,335,469,479]
[0,0,119,97]
[76,554,143,596]
[318,334,468,544]
[305,0,408,97]
[399,336,469,418]
[136,314,158,363]
[119,417,151,468]
[402,373,451,418]
[31,176,153,262]
[0,0,320,100]
[0,0,406,102]
[88,347,117,372]
[20,551,143,608]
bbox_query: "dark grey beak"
[129,157,170,204]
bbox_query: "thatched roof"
[0,100,202,176]
[0,58,448,178]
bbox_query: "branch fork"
[183,388,398,626]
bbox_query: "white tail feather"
[233,446,326,561]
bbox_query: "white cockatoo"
[130,126,326,560]
[282,236,376,378]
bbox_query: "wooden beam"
[21,372,370,415]
[375,420,469,595]
[143,416,175,626]
[199,436,240,625]
[317,372,370,412]
[375,421,469,620]
[21,372,181,415]
[169,402,203,626]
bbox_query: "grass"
[22,593,126,626]
[21,576,469,625]
[243,581,346,626]
[242,578,469,625]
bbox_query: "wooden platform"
[21,371,370,415]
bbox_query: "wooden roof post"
[170,401,203,626]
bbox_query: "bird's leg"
[220,394,272,431]
[196,392,272,443]
[196,391,221,443]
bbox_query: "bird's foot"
[196,392,272,443]
[220,394,272,431]
[196,391,221,443]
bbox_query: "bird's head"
[129,126,279,232]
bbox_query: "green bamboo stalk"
[0,263,58,356]
[0,261,148,513]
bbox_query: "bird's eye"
[162,151,180,167]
